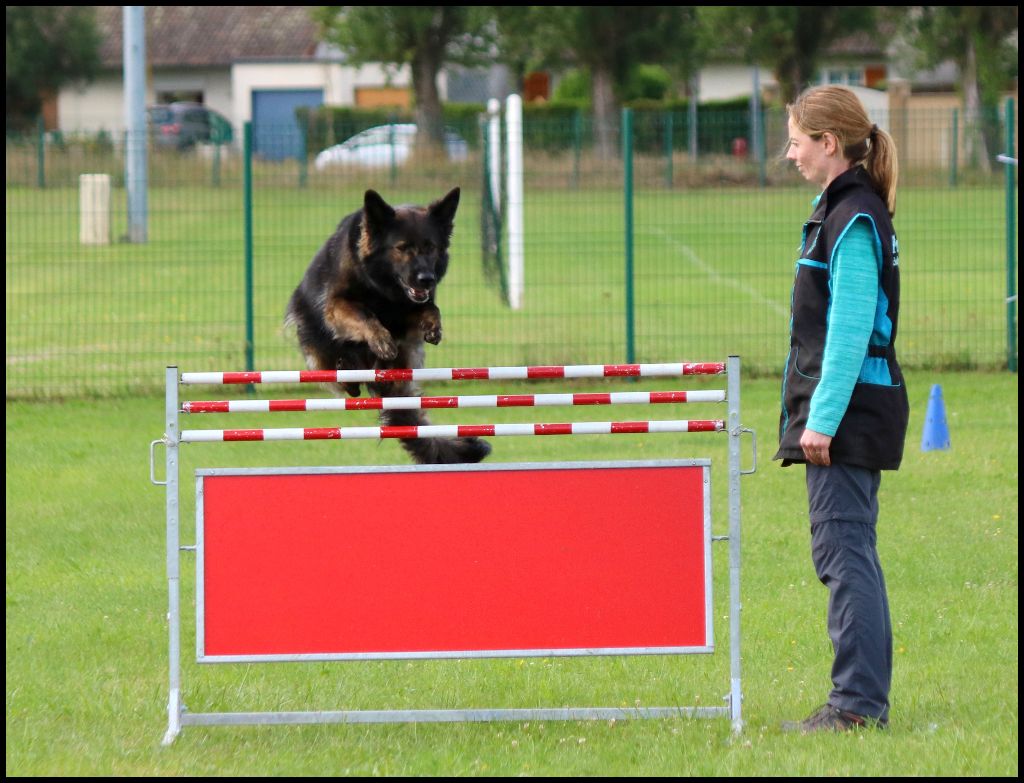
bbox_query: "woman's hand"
[800,428,833,466]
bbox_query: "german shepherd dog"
[286,187,491,465]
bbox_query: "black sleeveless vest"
[775,166,909,471]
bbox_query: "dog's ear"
[363,189,395,229]
[427,187,460,236]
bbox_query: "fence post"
[243,122,255,380]
[664,110,674,189]
[572,109,582,190]
[950,108,959,188]
[388,116,398,187]
[298,119,308,189]
[1005,98,1017,373]
[36,116,46,189]
[623,107,635,365]
[212,141,222,188]
[688,76,699,163]
[751,67,766,188]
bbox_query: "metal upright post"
[243,123,255,382]
[623,108,635,365]
[1004,99,1017,373]
[162,367,182,745]
[726,355,743,731]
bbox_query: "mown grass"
[5,369,1017,775]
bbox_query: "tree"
[313,7,493,148]
[898,6,1018,171]
[701,7,876,105]
[6,6,101,133]
[496,7,700,157]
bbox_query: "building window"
[821,68,865,87]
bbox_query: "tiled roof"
[93,6,320,68]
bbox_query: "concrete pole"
[124,6,148,242]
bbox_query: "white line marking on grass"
[645,227,790,318]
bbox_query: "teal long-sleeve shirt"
[805,217,883,437]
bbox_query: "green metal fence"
[5,102,1017,399]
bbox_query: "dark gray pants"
[806,463,892,722]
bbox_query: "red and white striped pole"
[180,419,725,443]
[182,389,725,414]
[180,362,726,386]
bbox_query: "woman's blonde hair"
[787,85,898,217]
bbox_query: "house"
[698,29,891,104]
[57,7,1005,168]
[56,7,435,158]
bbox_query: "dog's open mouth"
[405,286,431,304]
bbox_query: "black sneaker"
[781,703,887,734]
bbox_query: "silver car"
[313,124,469,170]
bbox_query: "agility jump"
[154,357,752,744]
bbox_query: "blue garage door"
[251,89,323,160]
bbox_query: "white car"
[313,123,469,170]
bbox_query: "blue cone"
[921,384,951,451]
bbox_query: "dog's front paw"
[368,331,398,360]
[420,310,443,345]
[423,323,443,345]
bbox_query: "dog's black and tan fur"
[286,187,491,464]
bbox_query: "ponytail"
[864,124,898,217]
[788,86,899,217]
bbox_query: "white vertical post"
[79,174,111,245]
[486,98,502,215]
[505,94,524,310]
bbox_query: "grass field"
[5,174,1014,398]
[5,369,1017,775]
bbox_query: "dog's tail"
[372,382,492,465]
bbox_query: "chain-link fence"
[6,103,1017,398]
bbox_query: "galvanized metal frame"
[156,356,751,744]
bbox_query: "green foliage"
[5,6,102,133]
[495,6,700,142]
[554,65,675,105]
[904,7,1019,107]
[313,7,494,70]
[517,99,755,155]
[698,7,877,103]
[897,7,1018,161]
[624,65,673,102]
[552,69,591,103]
[313,7,496,142]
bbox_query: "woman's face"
[786,115,839,189]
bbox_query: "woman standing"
[776,86,909,733]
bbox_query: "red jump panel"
[198,463,711,660]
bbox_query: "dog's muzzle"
[405,286,432,304]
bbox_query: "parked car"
[147,102,233,150]
[313,123,469,170]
